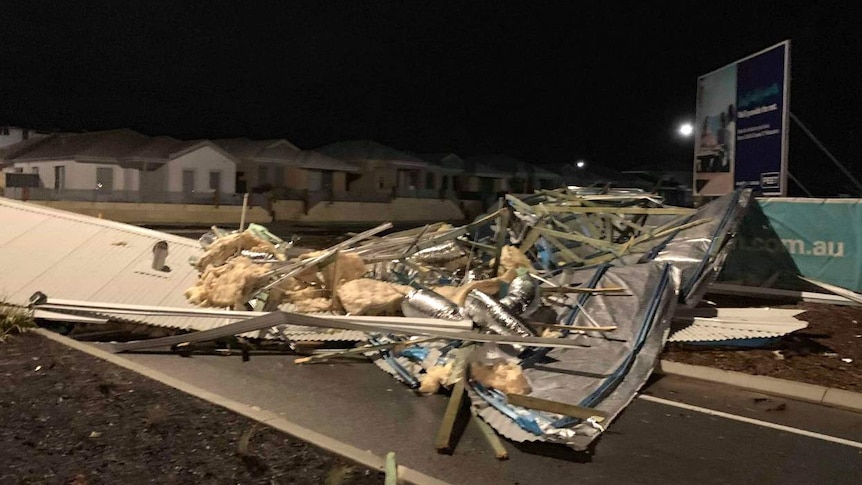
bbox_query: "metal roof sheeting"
[669,308,808,343]
[0,197,206,319]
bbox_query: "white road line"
[639,394,862,450]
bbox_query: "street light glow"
[678,123,693,137]
[576,160,586,169]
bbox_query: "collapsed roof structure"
[3,187,788,452]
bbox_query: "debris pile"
[32,188,761,452]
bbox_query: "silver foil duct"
[500,274,542,317]
[401,289,464,321]
[465,290,537,350]
[408,240,466,265]
[240,250,279,262]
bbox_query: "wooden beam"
[526,321,617,332]
[535,226,619,254]
[506,393,609,422]
[471,410,509,460]
[542,233,586,264]
[435,367,467,454]
[541,206,695,215]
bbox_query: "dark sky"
[2,1,861,188]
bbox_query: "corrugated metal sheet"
[0,197,207,328]
[669,308,808,343]
[668,318,808,343]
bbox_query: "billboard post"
[694,41,791,197]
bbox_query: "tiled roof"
[0,129,221,165]
[315,140,428,168]
[215,138,359,172]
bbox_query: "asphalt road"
[115,349,862,485]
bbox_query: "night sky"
[2,2,861,192]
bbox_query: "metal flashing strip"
[96,310,594,353]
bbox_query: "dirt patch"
[664,301,862,392]
[0,332,382,485]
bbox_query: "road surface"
[115,349,862,484]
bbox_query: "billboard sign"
[694,41,790,196]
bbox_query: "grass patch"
[0,300,35,342]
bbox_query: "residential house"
[0,126,48,149]
[1,129,238,202]
[315,140,431,197]
[464,155,562,193]
[559,161,629,187]
[417,153,466,195]
[214,138,359,196]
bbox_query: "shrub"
[0,301,35,341]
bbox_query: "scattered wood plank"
[506,393,609,422]
[435,369,467,454]
[471,409,509,460]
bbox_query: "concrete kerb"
[658,360,862,414]
[32,329,450,485]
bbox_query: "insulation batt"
[337,279,412,316]
[297,251,368,287]
[195,231,280,271]
[322,252,368,287]
[185,256,269,309]
[495,245,533,275]
[435,267,518,307]
[290,297,333,313]
[419,362,454,394]
[470,361,532,395]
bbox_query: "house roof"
[124,135,189,159]
[464,155,560,179]
[0,129,238,166]
[214,138,299,158]
[416,153,465,174]
[315,140,428,169]
[215,138,359,172]
[1,129,150,162]
[0,197,205,319]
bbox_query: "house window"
[378,176,385,189]
[426,173,436,190]
[96,167,114,191]
[31,167,39,175]
[209,171,222,191]
[258,166,269,185]
[54,166,65,189]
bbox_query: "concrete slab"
[658,360,841,407]
[823,388,862,413]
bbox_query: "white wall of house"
[161,145,236,194]
[4,160,129,191]
[124,168,139,191]
[0,127,28,148]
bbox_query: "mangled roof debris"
[17,188,765,452]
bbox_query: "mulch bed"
[663,301,862,393]
[0,332,383,485]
